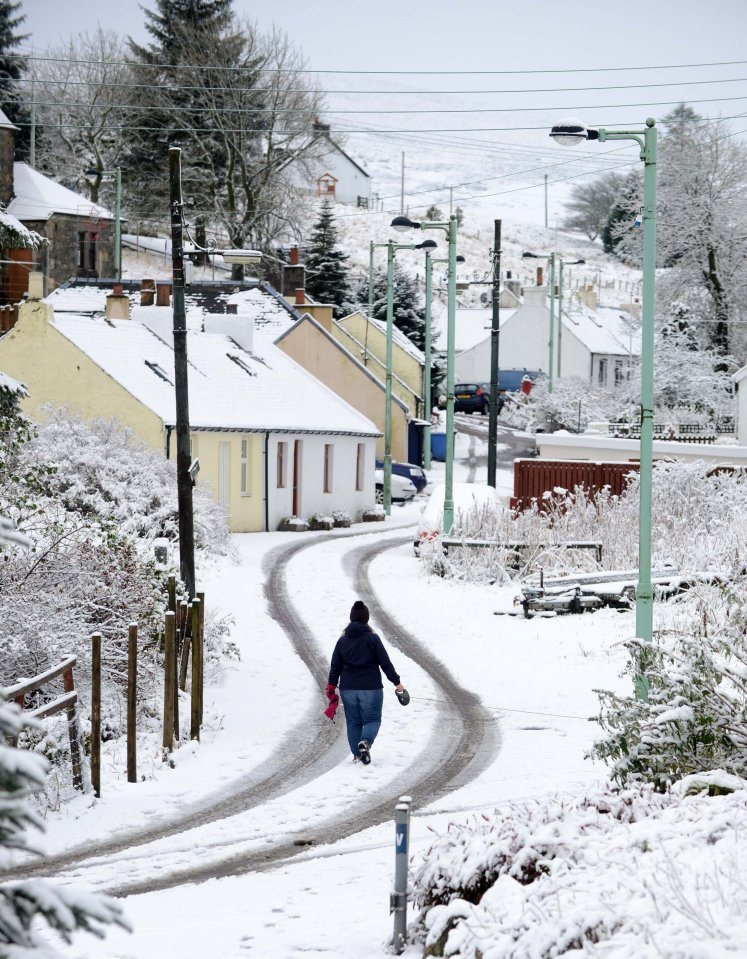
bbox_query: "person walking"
[326,600,406,765]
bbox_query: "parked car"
[454,383,490,414]
[496,368,543,395]
[374,468,417,504]
[375,458,427,493]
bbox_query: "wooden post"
[178,598,191,691]
[163,611,176,751]
[167,574,176,614]
[90,633,101,797]
[190,598,202,740]
[172,615,180,741]
[127,623,137,783]
[197,591,205,726]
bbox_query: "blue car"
[375,459,427,493]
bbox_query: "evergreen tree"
[362,262,425,351]
[129,0,233,61]
[0,699,130,953]
[0,0,29,157]
[424,204,444,222]
[303,202,351,319]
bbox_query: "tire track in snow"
[7,530,498,894]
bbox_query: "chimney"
[27,271,44,300]
[577,285,598,311]
[106,291,130,321]
[295,288,305,306]
[156,281,171,307]
[289,245,299,265]
[140,278,155,307]
[536,267,544,287]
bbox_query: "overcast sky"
[22,0,747,79]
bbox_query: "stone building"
[0,109,114,302]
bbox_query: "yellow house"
[275,313,409,462]
[0,297,381,532]
[332,310,425,419]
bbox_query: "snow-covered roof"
[8,163,113,223]
[560,299,641,357]
[226,287,300,335]
[449,307,517,353]
[0,108,17,130]
[50,312,380,436]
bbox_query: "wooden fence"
[511,459,640,511]
[0,303,20,333]
[2,655,83,790]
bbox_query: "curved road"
[6,527,499,896]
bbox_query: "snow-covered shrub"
[591,580,747,790]
[30,407,230,556]
[409,780,747,958]
[0,700,130,954]
[426,462,747,583]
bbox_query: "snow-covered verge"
[420,460,747,582]
[411,778,747,958]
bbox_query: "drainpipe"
[165,425,173,459]
[264,432,270,532]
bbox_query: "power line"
[12,51,747,75]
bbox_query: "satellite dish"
[480,292,488,305]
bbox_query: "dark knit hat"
[350,600,370,624]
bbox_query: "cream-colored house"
[275,312,409,461]
[0,297,381,532]
[332,310,425,419]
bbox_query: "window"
[614,360,625,387]
[323,444,333,493]
[77,231,98,274]
[355,443,365,491]
[240,438,250,495]
[598,358,608,387]
[277,442,286,488]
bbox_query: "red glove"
[324,684,339,721]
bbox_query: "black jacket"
[328,622,400,690]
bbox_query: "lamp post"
[392,214,459,533]
[379,237,436,514]
[423,249,463,470]
[168,146,261,598]
[551,117,657,694]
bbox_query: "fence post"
[190,598,202,741]
[163,611,176,752]
[90,633,101,798]
[178,598,190,691]
[127,623,137,783]
[391,795,412,954]
[167,574,176,614]
[197,591,205,726]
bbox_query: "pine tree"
[0,700,130,952]
[0,0,29,157]
[130,0,233,61]
[303,202,351,319]
[363,262,425,351]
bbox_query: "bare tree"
[26,29,131,204]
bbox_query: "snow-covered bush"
[591,580,747,790]
[424,462,747,583]
[409,780,747,957]
[30,407,230,556]
[0,700,130,954]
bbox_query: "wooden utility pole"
[127,623,137,783]
[91,633,101,798]
[169,147,196,600]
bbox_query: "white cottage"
[456,286,641,387]
[281,124,372,207]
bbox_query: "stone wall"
[24,215,114,290]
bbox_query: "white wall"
[735,374,747,444]
[266,433,377,529]
[537,432,747,465]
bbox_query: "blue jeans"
[340,688,384,756]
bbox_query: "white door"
[219,441,230,515]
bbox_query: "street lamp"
[423,250,464,470]
[392,214,459,533]
[550,116,657,695]
[377,236,436,514]
[86,166,121,281]
[168,146,261,599]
